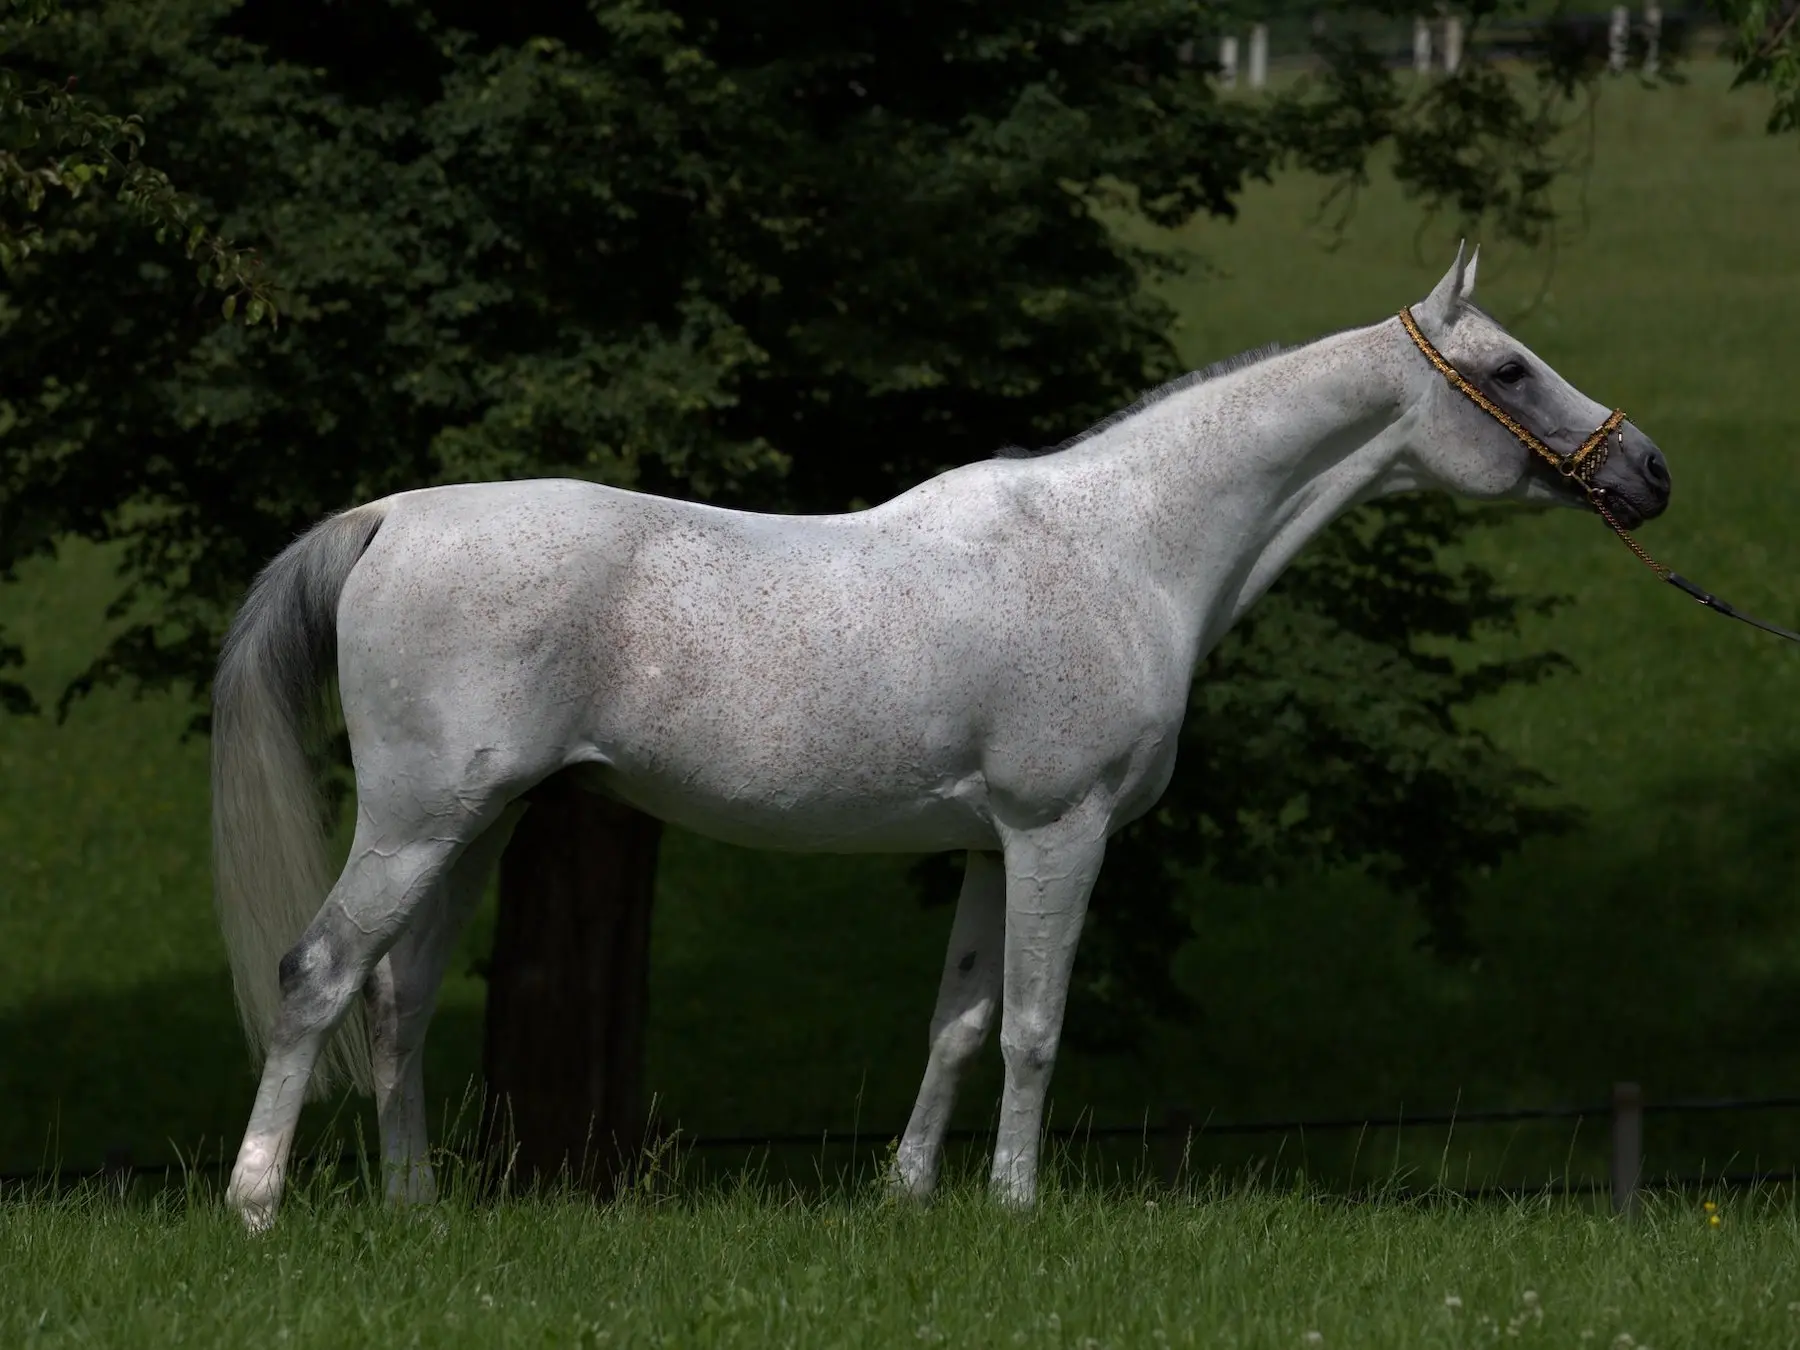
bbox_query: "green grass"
[3,61,1799,1193]
[2,1177,1795,1349]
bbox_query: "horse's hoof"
[226,1155,282,1233]
[232,1196,277,1234]
[383,1161,440,1208]
[888,1149,938,1202]
[988,1163,1037,1209]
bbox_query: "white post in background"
[1608,4,1630,73]
[1643,0,1663,75]
[1443,15,1464,74]
[1219,34,1240,89]
[1248,23,1269,90]
[1413,17,1434,75]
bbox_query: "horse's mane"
[996,316,1435,460]
[993,340,1290,460]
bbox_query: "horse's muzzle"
[1590,425,1671,528]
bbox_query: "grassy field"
[2,1176,1794,1349]
[2,59,1798,1196]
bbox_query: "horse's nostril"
[1643,449,1669,489]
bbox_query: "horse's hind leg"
[892,851,1005,1197]
[989,814,1106,1207]
[365,803,526,1206]
[226,807,496,1230]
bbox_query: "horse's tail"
[211,503,390,1098]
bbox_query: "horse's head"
[1401,244,1671,529]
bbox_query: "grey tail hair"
[211,503,389,1099]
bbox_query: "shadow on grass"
[5,754,1800,1189]
[0,972,488,1177]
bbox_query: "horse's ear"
[1417,240,1477,328]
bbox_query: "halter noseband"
[1398,306,1800,646]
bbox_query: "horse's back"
[334,472,1182,851]
[334,478,1006,848]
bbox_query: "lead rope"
[1398,307,1800,647]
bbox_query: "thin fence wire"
[11,1092,1800,1191]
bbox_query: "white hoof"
[889,1145,939,1201]
[989,1156,1037,1209]
[227,1146,284,1232]
[234,1198,277,1234]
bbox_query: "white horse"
[212,246,1669,1227]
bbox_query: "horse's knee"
[1000,1011,1060,1080]
[930,1001,996,1069]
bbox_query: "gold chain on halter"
[1397,306,1668,581]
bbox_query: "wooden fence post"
[1219,35,1239,90]
[1643,0,1662,75]
[481,778,661,1199]
[1413,17,1433,76]
[1610,1082,1642,1218]
[1442,16,1464,74]
[1248,24,1269,90]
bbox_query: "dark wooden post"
[481,773,661,1197]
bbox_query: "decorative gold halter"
[1398,306,1800,645]
[1398,306,1627,492]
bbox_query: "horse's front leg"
[990,811,1107,1206]
[893,850,1006,1197]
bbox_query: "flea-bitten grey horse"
[213,246,1671,1227]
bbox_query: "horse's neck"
[1090,325,1416,663]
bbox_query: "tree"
[1718,0,1799,132]
[0,0,1680,1187]
[0,0,278,717]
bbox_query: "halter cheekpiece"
[1398,306,1800,646]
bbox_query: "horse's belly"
[574,761,997,854]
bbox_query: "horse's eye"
[1495,360,1528,385]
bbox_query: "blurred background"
[1,0,1796,1196]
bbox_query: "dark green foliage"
[1,0,1638,1043]
[1720,0,1800,132]
[0,0,276,713]
[0,0,275,305]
